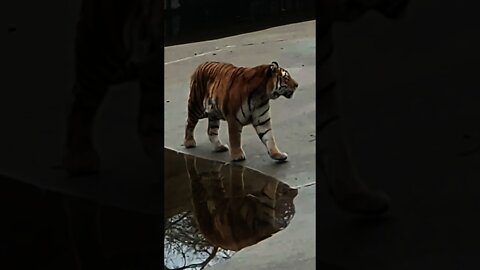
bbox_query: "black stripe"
[190,109,203,119]
[258,106,270,118]
[190,100,204,115]
[236,116,245,125]
[258,129,271,140]
[188,109,201,118]
[254,117,270,127]
[209,131,218,136]
[226,73,236,92]
[191,107,203,117]
[240,103,246,118]
[257,99,269,109]
[209,125,219,129]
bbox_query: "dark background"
[2,0,315,269]
[3,0,480,269]
[316,1,480,269]
[164,0,315,46]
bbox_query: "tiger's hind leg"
[207,116,229,152]
[184,103,206,148]
[184,120,198,148]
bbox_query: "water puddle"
[164,148,298,269]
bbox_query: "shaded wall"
[164,0,315,46]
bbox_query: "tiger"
[182,153,298,251]
[184,61,299,162]
[318,0,409,214]
[63,0,162,175]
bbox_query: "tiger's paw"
[184,139,196,148]
[270,152,288,161]
[214,144,229,152]
[231,149,246,162]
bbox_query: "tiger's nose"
[294,82,299,88]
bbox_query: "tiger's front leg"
[252,106,288,161]
[207,116,229,152]
[227,118,246,161]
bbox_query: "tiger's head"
[267,61,299,100]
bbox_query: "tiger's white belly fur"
[203,97,260,126]
[205,98,226,120]
[235,99,254,125]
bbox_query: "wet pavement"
[164,148,299,269]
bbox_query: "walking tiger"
[184,61,299,162]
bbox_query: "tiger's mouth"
[284,90,294,99]
[271,89,294,99]
[271,87,295,100]
[271,92,281,99]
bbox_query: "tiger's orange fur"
[184,61,298,161]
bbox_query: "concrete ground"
[164,21,316,269]
[164,20,316,187]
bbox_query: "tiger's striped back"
[184,61,298,161]
[187,61,264,123]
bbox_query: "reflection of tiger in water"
[63,0,162,175]
[184,61,299,162]
[184,155,298,251]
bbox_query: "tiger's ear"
[267,61,279,77]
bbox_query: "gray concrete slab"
[164,148,314,270]
[164,20,316,188]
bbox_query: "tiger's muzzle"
[271,80,299,100]
[282,81,299,99]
